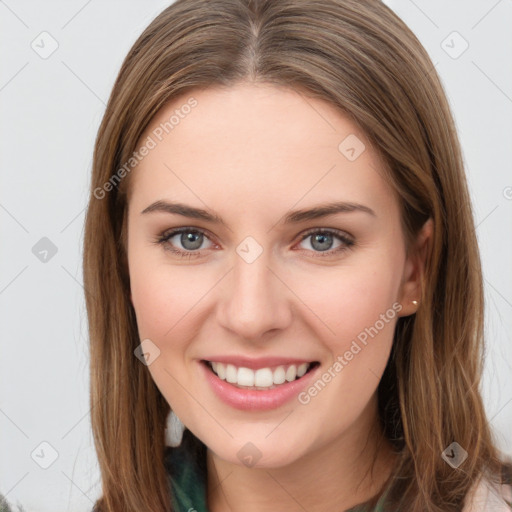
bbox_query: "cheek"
[130,262,204,341]
[294,259,402,341]
[128,258,210,411]
[291,264,402,427]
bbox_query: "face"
[126,83,426,468]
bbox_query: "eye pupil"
[181,231,203,250]
[311,233,333,251]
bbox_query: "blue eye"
[155,228,213,258]
[154,227,355,259]
[297,228,355,256]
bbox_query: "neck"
[206,398,397,512]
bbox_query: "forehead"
[128,83,398,222]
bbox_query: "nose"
[216,249,293,341]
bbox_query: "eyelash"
[153,226,355,259]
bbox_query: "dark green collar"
[165,431,209,512]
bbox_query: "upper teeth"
[210,362,311,388]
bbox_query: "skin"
[126,82,433,511]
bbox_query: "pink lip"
[201,355,316,370]
[199,360,320,411]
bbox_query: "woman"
[82,0,512,510]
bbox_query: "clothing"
[164,432,512,512]
[462,470,512,512]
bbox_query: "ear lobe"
[397,217,433,317]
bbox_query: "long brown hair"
[83,0,509,510]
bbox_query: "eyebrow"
[140,199,376,225]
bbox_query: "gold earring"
[412,300,418,306]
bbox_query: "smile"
[200,358,321,410]
[205,360,318,390]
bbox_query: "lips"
[199,358,321,410]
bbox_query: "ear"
[397,217,433,317]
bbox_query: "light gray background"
[1,1,511,511]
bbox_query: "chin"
[202,428,310,469]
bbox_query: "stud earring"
[165,410,186,447]
[412,300,419,306]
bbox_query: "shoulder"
[462,458,512,512]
